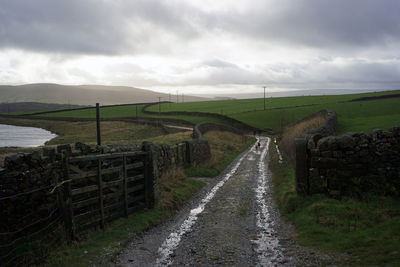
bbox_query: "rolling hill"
[0,83,208,105]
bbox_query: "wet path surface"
[115,137,333,266]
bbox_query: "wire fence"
[0,184,64,267]
[0,151,150,266]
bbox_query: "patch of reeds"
[280,114,325,161]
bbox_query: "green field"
[232,97,400,133]
[32,104,231,126]
[147,90,398,115]
[22,90,400,133]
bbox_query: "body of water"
[0,124,57,147]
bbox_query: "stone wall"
[142,102,257,132]
[296,127,400,197]
[193,122,244,139]
[0,133,211,233]
[301,109,338,138]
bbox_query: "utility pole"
[176,90,179,103]
[263,86,266,110]
[169,92,171,108]
[182,93,184,103]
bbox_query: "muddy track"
[114,137,336,266]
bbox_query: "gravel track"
[114,137,338,266]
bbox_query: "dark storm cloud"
[1,0,399,55]
[0,0,198,55]
[214,0,400,50]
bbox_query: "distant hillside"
[0,102,87,113]
[0,83,208,105]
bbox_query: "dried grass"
[157,168,187,211]
[203,131,253,170]
[280,114,325,160]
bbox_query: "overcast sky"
[1,0,400,94]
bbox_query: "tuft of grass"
[269,139,400,266]
[280,113,325,161]
[157,168,204,212]
[185,131,254,177]
[139,131,192,146]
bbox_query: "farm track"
[114,137,336,266]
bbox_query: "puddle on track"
[155,147,251,266]
[252,137,285,266]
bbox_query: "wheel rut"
[114,137,333,266]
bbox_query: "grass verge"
[184,131,254,177]
[45,170,204,267]
[269,140,400,266]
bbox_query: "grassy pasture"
[33,104,230,126]
[232,97,400,132]
[19,90,400,133]
[147,90,399,115]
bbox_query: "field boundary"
[142,102,258,132]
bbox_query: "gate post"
[295,138,309,195]
[62,156,75,241]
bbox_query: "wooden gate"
[63,151,149,238]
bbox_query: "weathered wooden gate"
[62,151,149,238]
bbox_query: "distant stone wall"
[296,127,400,197]
[0,114,194,130]
[193,122,244,139]
[142,102,257,132]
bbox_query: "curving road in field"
[115,137,332,266]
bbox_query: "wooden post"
[143,153,154,208]
[295,138,309,195]
[123,155,128,217]
[64,157,75,240]
[98,159,105,229]
[56,159,68,241]
[96,103,101,146]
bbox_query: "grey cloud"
[181,57,400,86]
[212,0,400,51]
[0,0,199,55]
[201,59,238,69]
[2,0,399,56]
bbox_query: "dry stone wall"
[0,135,211,238]
[193,122,244,139]
[296,126,400,197]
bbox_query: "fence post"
[143,152,154,208]
[54,169,67,241]
[96,103,101,146]
[122,155,128,217]
[295,138,309,195]
[63,157,75,240]
[98,159,105,229]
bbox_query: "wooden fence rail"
[62,151,148,239]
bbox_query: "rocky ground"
[114,137,340,266]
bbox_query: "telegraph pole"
[182,93,184,103]
[176,90,179,103]
[263,86,266,110]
